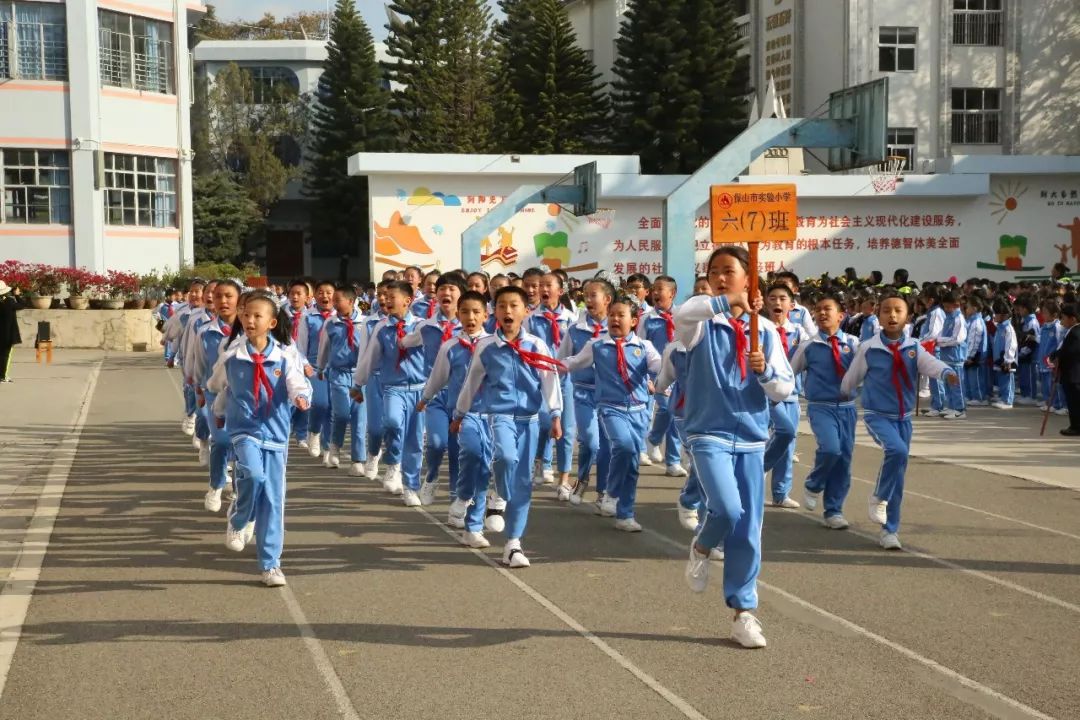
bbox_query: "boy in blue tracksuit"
[762,283,808,509]
[557,278,612,505]
[454,286,563,569]
[402,274,464,505]
[991,300,1018,409]
[565,296,662,530]
[316,286,367,474]
[208,293,312,587]
[359,283,390,479]
[284,279,312,449]
[934,290,969,418]
[641,276,685,476]
[919,287,947,416]
[163,280,206,434]
[352,281,427,506]
[1037,298,1065,413]
[963,296,988,405]
[858,296,880,343]
[182,281,218,459]
[295,280,336,458]
[841,290,958,551]
[789,292,858,529]
[528,271,577,490]
[1015,296,1040,405]
[419,291,492,543]
[676,247,794,650]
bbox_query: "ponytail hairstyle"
[245,291,292,346]
[224,290,254,349]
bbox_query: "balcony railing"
[952,10,1003,46]
[951,110,1000,144]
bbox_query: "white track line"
[414,506,710,720]
[0,360,102,700]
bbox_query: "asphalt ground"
[0,350,1078,720]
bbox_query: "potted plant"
[0,260,32,298]
[96,270,140,310]
[60,267,104,310]
[26,264,61,309]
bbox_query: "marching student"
[558,277,613,504]
[991,299,1018,409]
[155,288,182,365]
[775,271,817,337]
[182,280,218,462]
[316,285,367,474]
[676,246,794,650]
[933,290,969,419]
[1037,298,1066,414]
[208,292,312,587]
[641,276,686,476]
[1049,303,1080,435]
[284,279,312,449]
[858,294,880,343]
[654,341,705,532]
[564,295,662,531]
[528,271,577,489]
[788,291,858,528]
[352,280,426,506]
[453,285,563,568]
[401,273,464,505]
[963,296,989,406]
[521,267,544,311]
[418,291,492,542]
[358,282,391,480]
[411,270,441,320]
[1014,295,1040,405]
[295,280,336,457]
[840,289,959,551]
[624,273,653,315]
[163,279,206,435]
[762,283,808,509]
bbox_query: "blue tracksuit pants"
[365,374,384,456]
[424,396,460,496]
[1018,360,1036,398]
[203,391,230,491]
[538,373,576,474]
[573,386,610,495]
[382,384,424,490]
[1039,370,1064,409]
[964,357,986,402]
[932,361,965,411]
[763,399,799,504]
[458,413,493,533]
[863,413,913,535]
[598,404,649,520]
[995,369,1015,405]
[490,414,539,540]
[328,368,366,463]
[306,373,332,440]
[183,383,197,417]
[689,438,764,610]
[228,438,286,572]
[804,404,856,518]
[646,392,683,466]
[674,418,703,518]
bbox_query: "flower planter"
[29,295,53,310]
[125,298,146,310]
[101,299,125,310]
[66,296,90,310]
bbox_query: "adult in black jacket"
[1050,303,1080,436]
[0,281,22,383]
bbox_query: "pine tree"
[437,0,496,152]
[193,172,261,263]
[306,0,395,268]
[490,0,540,152]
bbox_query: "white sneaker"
[307,433,322,457]
[773,497,800,509]
[665,464,688,477]
[181,414,196,436]
[348,462,365,477]
[555,484,572,502]
[879,531,902,550]
[447,511,465,529]
[448,497,470,521]
[823,514,850,530]
[382,465,403,495]
[614,517,642,532]
[363,451,382,479]
[639,451,654,467]
[261,567,287,587]
[298,438,309,450]
[485,491,506,533]
[243,521,255,546]
[223,481,235,503]
[684,542,710,592]
[402,488,421,507]
[804,489,822,511]
[197,441,209,467]
[204,487,222,513]
[324,445,340,468]
[419,480,438,506]
[677,504,699,531]
[192,433,203,451]
[462,531,490,549]
[921,409,944,418]
[1053,407,1068,416]
[709,548,724,561]
[532,461,555,486]
[646,441,663,465]
[868,496,888,525]
[595,494,617,517]
[942,410,967,419]
[967,399,989,407]
[918,389,931,399]
[225,524,246,552]
[731,612,767,649]
[541,467,555,485]
[568,484,585,506]
[1016,396,1037,406]
[991,401,1013,409]
[502,541,530,568]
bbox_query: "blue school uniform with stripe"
[529,304,578,477]
[559,313,610,494]
[406,313,463,492]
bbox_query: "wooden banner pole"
[748,240,760,354]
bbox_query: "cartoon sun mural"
[988,180,1028,225]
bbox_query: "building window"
[244,66,299,104]
[878,27,917,72]
[103,153,178,228]
[98,10,175,94]
[1,149,71,224]
[886,128,917,170]
[953,0,1003,46]
[0,2,68,81]
[951,88,1001,144]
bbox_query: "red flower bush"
[58,267,106,296]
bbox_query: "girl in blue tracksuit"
[402,274,464,505]
[294,280,336,458]
[991,299,1018,409]
[963,296,989,405]
[1037,298,1065,412]
[557,279,612,505]
[1015,297,1040,404]
[316,286,367,473]
[919,287,947,417]
[207,293,312,587]
[419,291,492,544]
[183,281,218,459]
[352,281,427,506]
[840,291,958,551]
[529,272,578,490]
[360,287,389,479]
[934,291,969,417]
[675,247,794,650]
[641,277,684,475]
[762,284,808,509]
[454,286,563,569]
[565,296,662,531]
[789,293,858,528]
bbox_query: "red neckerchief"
[920,339,936,354]
[727,317,749,381]
[506,336,565,373]
[614,337,634,391]
[291,308,302,340]
[778,326,790,355]
[395,319,408,368]
[458,336,476,354]
[440,319,455,343]
[827,335,846,380]
[543,308,562,347]
[343,314,356,350]
[426,300,435,319]
[251,350,274,414]
[219,320,232,336]
[658,309,675,342]
[592,321,603,339]
[166,304,174,318]
[887,340,914,416]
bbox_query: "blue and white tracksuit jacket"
[317,309,367,462]
[295,307,335,439]
[1016,313,1040,398]
[403,313,463,489]
[558,313,610,492]
[640,305,682,466]
[528,303,578,475]
[932,308,968,412]
[964,313,989,402]
[992,320,1018,405]
[763,320,808,504]
[1037,320,1065,408]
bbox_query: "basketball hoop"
[867,155,906,194]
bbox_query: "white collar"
[233,339,283,363]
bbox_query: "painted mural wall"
[368,173,1080,283]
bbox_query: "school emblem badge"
[634,348,642,357]
[273,369,282,377]
[907,350,916,359]
[842,345,851,353]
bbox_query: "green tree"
[306,0,396,266]
[192,172,261,263]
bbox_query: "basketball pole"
[749,240,760,353]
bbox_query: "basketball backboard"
[826,78,889,171]
[572,161,598,216]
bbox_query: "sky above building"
[207,1,502,41]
